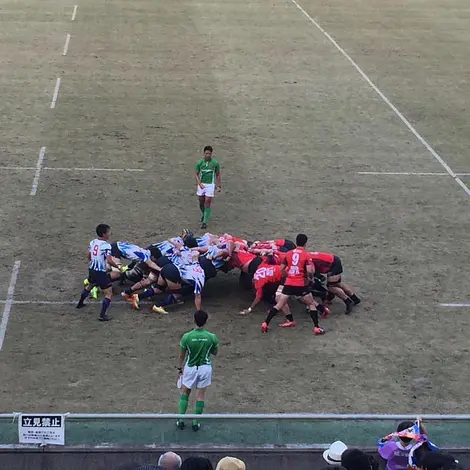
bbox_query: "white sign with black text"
[18,414,65,445]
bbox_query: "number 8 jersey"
[283,247,312,287]
[88,238,112,272]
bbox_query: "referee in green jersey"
[176,310,218,431]
[195,145,221,229]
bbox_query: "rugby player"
[195,145,221,229]
[76,224,120,321]
[261,234,325,335]
[310,251,361,314]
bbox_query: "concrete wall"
[0,447,469,470]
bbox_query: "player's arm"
[211,335,219,356]
[146,259,162,272]
[87,251,91,261]
[168,238,184,249]
[280,258,287,276]
[306,260,315,279]
[195,161,203,188]
[215,163,221,189]
[177,347,186,372]
[106,254,120,270]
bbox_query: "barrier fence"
[1,413,470,447]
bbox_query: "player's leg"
[198,195,206,222]
[152,264,182,314]
[327,275,354,314]
[178,366,196,429]
[262,287,289,332]
[192,365,211,431]
[76,274,94,308]
[302,292,325,335]
[201,185,215,228]
[99,285,113,321]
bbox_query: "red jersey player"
[309,251,361,314]
[239,256,285,315]
[261,234,325,335]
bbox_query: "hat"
[215,457,246,470]
[323,441,348,465]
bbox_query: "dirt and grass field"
[1,0,470,415]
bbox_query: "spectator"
[159,452,183,470]
[418,452,459,470]
[181,457,214,470]
[216,456,246,470]
[341,449,378,470]
[378,421,417,470]
[323,441,348,465]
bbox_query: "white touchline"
[63,33,71,56]
[440,303,470,307]
[71,5,78,21]
[43,167,146,172]
[290,0,470,198]
[0,261,21,350]
[50,78,61,109]
[0,300,154,305]
[30,147,46,196]
[357,172,448,176]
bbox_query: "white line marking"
[71,5,78,21]
[63,33,71,56]
[30,147,46,196]
[0,300,150,305]
[0,261,21,350]
[43,167,145,172]
[50,78,61,109]
[440,303,470,307]
[290,0,470,198]
[0,167,36,171]
[357,172,448,176]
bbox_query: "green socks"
[199,203,205,216]
[178,394,189,415]
[203,207,211,223]
[193,400,205,425]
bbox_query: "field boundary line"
[63,33,71,56]
[357,172,470,176]
[30,147,46,196]
[0,261,21,350]
[50,78,61,109]
[290,0,470,198]
[440,303,470,307]
[72,5,78,21]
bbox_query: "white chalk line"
[357,172,470,177]
[30,147,46,196]
[290,0,470,198]
[63,33,71,56]
[0,261,21,350]
[0,300,160,306]
[71,5,78,21]
[50,77,61,109]
[0,166,145,172]
[440,303,470,308]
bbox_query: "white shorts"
[182,364,212,389]
[196,183,215,198]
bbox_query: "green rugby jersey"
[180,328,218,367]
[195,158,220,185]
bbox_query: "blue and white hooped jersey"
[179,262,205,294]
[171,247,195,267]
[88,239,111,272]
[153,237,183,257]
[205,245,225,269]
[116,241,150,262]
[196,233,213,247]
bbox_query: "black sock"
[317,303,326,314]
[350,294,361,304]
[265,307,279,325]
[77,289,89,306]
[124,287,133,295]
[285,314,294,322]
[344,297,353,306]
[309,309,319,327]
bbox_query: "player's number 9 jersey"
[284,248,311,286]
[88,239,111,272]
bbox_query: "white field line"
[0,300,158,305]
[30,147,46,196]
[0,167,145,172]
[71,5,78,21]
[50,78,61,109]
[357,172,470,176]
[440,303,470,307]
[63,33,71,56]
[0,261,21,350]
[290,0,470,198]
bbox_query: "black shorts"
[282,285,310,297]
[247,256,263,275]
[262,282,279,304]
[160,263,181,284]
[156,256,172,268]
[88,269,111,289]
[279,239,296,252]
[110,242,122,258]
[328,256,343,276]
[199,256,217,280]
[147,246,163,260]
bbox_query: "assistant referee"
[176,310,219,432]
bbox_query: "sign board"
[18,414,65,445]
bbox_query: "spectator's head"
[181,457,214,470]
[158,452,182,470]
[341,449,378,470]
[397,420,415,445]
[323,441,348,465]
[419,452,459,470]
[216,456,246,470]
